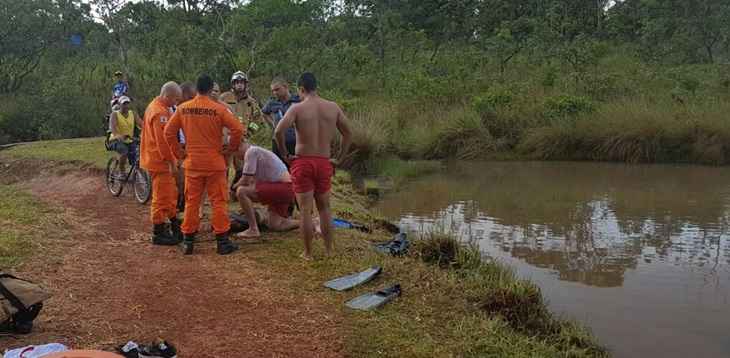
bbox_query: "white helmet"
[231,71,248,83]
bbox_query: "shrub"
[543,95,594,120]
[473,89,514,116]
[425,108,496,159]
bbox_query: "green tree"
[0,0,61,93]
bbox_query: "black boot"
[152,223,179,246]
[216,232,239,255]
[169,217,183,243]
[177,192,185,213]
[181,234,195,255]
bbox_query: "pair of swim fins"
[323,266,401,311]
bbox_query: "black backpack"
[0,274,48,334]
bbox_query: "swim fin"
[345,284,401,311]
[374,233,409,256]
[332,218,371,233]
[324,266,382,291]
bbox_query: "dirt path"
[3,170,344,357]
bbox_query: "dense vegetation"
[3,0,730,164]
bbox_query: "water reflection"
[375,161,730,357]
[375,161,730,288]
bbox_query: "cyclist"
[108,96,142,175]
[112,71,129,99]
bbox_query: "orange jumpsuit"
[163,95,244,235]
[140,96,178,225]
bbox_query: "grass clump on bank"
[412,232,606,356]
[1,137,111,169]
[0,185,63,267]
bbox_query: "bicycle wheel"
[133,167,152,204]
[106,157,124,197]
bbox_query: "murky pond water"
[373,161,730,358]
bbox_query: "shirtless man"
[274,72,352,260]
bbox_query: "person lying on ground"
[231,142,299,238]
[274,72,353,261]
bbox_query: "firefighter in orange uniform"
[140,81,182,246]
[164,74,245,255]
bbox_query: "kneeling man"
[232,142,299,237]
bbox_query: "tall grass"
[519,100,730,164]
[348,101,498,169]
[347,90,730,170]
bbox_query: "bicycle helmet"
[231,71,248,83]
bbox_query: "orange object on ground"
[44,351,124,358]
[256,181,294,217]
[182,170,230,234]
[291,156,334,194]
[164,94,244,235]
[150,171,178,224]
[140,96,176,173]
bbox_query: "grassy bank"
[0,184,66,267]
[1,137,112,169]
[346,97,730,167]
[337,58,730,168]
[0,138,606,357]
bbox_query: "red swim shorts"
[255,181,294,218]
[291,156,334,194]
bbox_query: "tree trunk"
[378,16,386,90]
[706,44,715,64]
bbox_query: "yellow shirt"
[111,110,135,143]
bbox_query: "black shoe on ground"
[117,341,140,358]
[176,193,185,213]
[169,217,183,243]
[152,223,180,246]
[181,234,195,255]
[216,232,239,255]
[138,340,177,358]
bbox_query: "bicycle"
[105,137,152,204]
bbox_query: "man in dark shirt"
[262,77,301,163]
